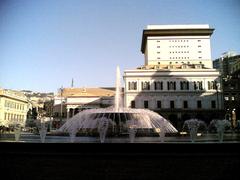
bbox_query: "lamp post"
[214,81,220,111]
[225,108,230,121]
[60,87,63,126]
[232,108,236,129]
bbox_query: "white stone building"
[53,87,116,120]
[124,24,224,128]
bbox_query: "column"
[67,108,70,120]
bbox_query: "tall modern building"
[141,24,213,68]
[124,24,224,129]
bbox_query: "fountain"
[59,66,178,142]
[37,121,48,143]
[127,120,137,143]
[182,119,207,142]
[155,120,167,142]
[208,119,231,142]
[97,117,114,143]
[14,124,21,142]
[68,127,78,143]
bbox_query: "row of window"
[131,100,216,109]
[169,46,189,48]
[128,81,216,91]
[168,40,190,42]
[4,113,25,121]
[224,95,240,101]
[157,61,202,64]
[169,57,202,60]
[169,45,202,48]
[168,51,202,54]
[169,57,190,60]
[4,100,25,110]
[168,40,201,42]
[169,51,190,53]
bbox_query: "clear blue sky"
[0,0,239,92]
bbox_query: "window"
[208,81,217,90]
[144,101,148,108]
[128,82,137,90]
[157,101,161,109]
[194,81,203,90]
[183,101,188,109]
[131,101,135,108]
[154,81,163,90]
[142,81,150,90]
[211,101,216,109]
[167,81,176,90]
[197,101,202,108]
[180,81,189,90]
[224,96,229,101]
[170,101,174,109]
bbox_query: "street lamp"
[225,109,231,121]
[60,86,63,125]
[232,108,236,129]
[214,81,220,111]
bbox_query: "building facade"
[213,52,240,122]
[213,52,239,78]
[124,24,224,129]
[53,87,116,121]
[0,89,29,127]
